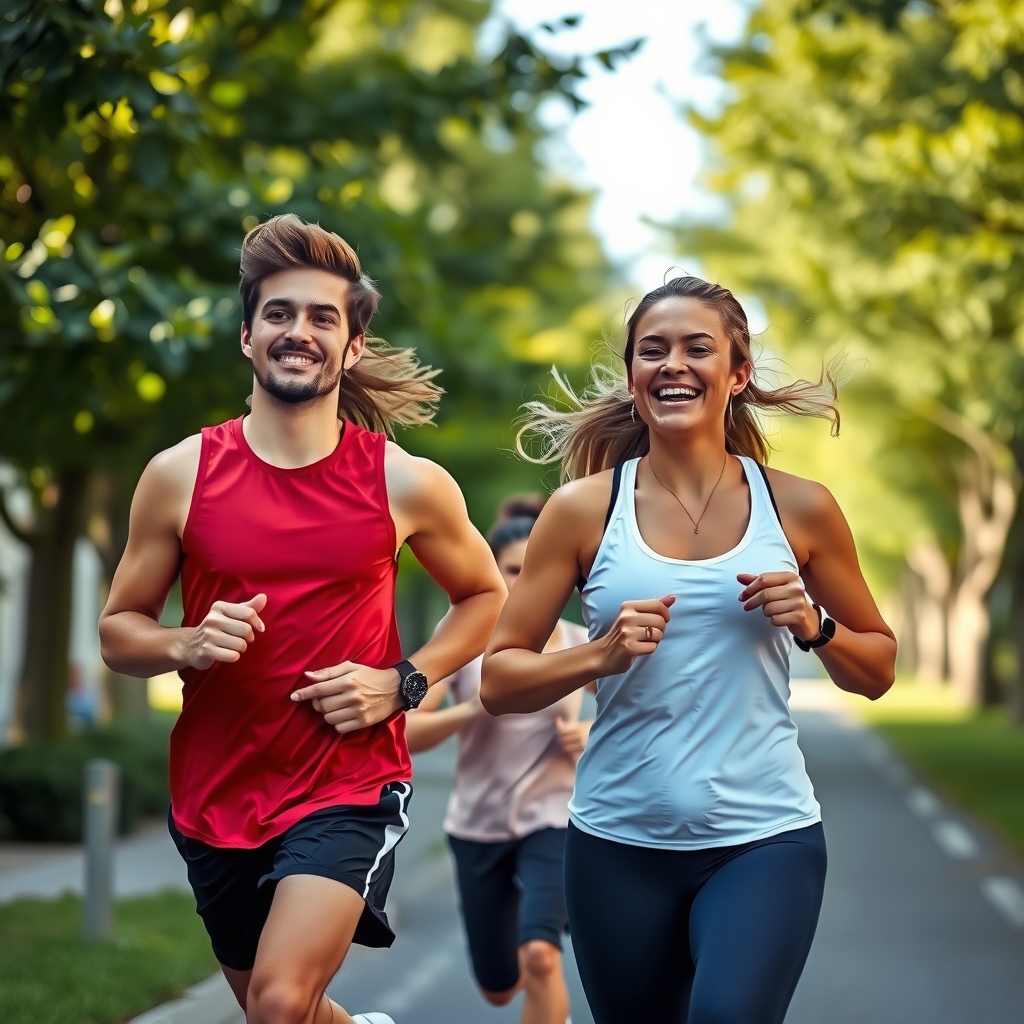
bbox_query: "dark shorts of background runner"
[168,782,412,972]
[447,826,568,994]
[564,820,827,1024]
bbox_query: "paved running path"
[0,818,188,904]
[314,681,1024,1024]
[786,684,1024,1023]
[11,680,1018,1023]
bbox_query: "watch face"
[401,671,429,709]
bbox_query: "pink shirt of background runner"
[442,620,590,842]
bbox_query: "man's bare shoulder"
[384,440,456,498]
[383,441,467,532]
[135,434,203,517]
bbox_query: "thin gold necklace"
[645,454,729,535]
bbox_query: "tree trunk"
[1003,484,1024,725]
[888,582,916,677]
[88,472,149,722]
[1011,590,1024,725]
[89,472,150,722]
[906,540,950,686]
[947,468,1017,706]
[16,469,88,741]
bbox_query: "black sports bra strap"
[756,462,783,527]
[604,462,624,530]
[577,462,625,593]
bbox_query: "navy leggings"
[564,821,827,1024]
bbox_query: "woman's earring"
[630,401,636,423]
[727,394,734,428]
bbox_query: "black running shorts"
[169,781,412,971]
[447,827,568,994]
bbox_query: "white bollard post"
[83,758,119,940]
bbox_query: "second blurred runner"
[405,497,592,1024]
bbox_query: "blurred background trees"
[6,0,1024,743]
[0,0,629,740]
[675,0,1024,719]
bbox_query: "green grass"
[0,890,217,1024]
[843,682,1024,858]
[875,710,1024,858]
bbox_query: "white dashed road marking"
[906,787,942,818]
[931,820,980,860]
[980,876,1024,929]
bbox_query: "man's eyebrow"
[307,302,342,316]
[260,298,342,317]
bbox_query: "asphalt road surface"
[317,681,1024,1024]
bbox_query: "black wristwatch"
[794,604,836,652]
[394,659,429,710]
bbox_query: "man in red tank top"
[99,215,505,1024]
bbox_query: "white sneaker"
[351,1015,396,1024]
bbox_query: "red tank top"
[170,416,411,848]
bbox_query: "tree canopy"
[679,0,1024,706]
[0,0,630,737]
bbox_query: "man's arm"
[389,446,507,684]
[98,436,266,677]
[293,443,505,734]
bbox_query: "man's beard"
[253,350,343,405]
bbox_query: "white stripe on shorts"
[362,782,412,899]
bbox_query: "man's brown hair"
[239,214,442,433]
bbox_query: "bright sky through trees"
[492,0,747,290]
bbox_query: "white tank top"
[569,456,821,849]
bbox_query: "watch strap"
[794,604,836,652]
[393,659,429,710]
[393,659,418,682]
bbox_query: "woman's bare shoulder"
[763,465,838,522]
[544,469,617,524]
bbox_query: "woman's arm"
[481,475,675,715]
[404,680,483,754]
[739,470,896,700]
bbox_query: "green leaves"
[682,0,1024,593]
[0,0,616,512]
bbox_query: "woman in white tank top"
[480,276,896,1024]
[405,501,592,1024]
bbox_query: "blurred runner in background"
[482,276,896,1024]
[406,497,593,1024]
[99,215,505,1024]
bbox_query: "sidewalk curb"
[128,972,238,1024]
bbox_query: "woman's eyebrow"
[638,331,715,343]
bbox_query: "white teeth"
[278,354,315,366]
[656,386,700,398]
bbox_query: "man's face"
[241,267,364,405]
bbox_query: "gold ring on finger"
[645,625,652,642]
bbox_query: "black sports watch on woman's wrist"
[394,659,429,710]
[793,604,837,653]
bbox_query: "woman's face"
[629,296,751,440]
[496,537,530,593]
